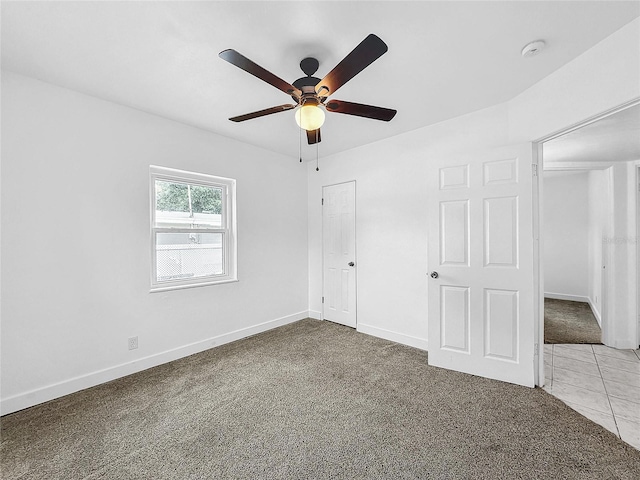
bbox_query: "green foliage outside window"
[156,181,222,215]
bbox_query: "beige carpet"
[2,319,638,479]
[544,298,602,344]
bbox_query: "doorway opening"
[541,169,605,345]
[534,101,640,444]
[537,100,639,354]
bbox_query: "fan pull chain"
[316,138,319,171]
[299,126,302,163]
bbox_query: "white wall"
[308,18,639,350]
[604,161,639,348]
[0,71,309,414]
[307,104,510,348]
[543,171,590,300]
[507,18,640,142]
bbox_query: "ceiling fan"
[219,34,397,145]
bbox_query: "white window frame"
[149,165,237,292]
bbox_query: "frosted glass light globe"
[295,105,325,131]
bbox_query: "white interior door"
[323,181,356,328]
[427,144,536,387]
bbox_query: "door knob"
[429,271,439,279]
[348,262,355,267]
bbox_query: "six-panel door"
[323,181,357,328]
[427,144,535,387]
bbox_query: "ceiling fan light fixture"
[295,104,325,131]
[220,34,395,144]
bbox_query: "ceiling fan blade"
[325,100,397,121]
[315,34,388,97]
[307,128,321,144]
[219,49,302,98]
[229,104,296,122]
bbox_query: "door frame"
[533,97,640,384]
[637,163,640,348]
[321,180,357,326]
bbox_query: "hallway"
[544,298,601,344]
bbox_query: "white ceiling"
[543,104,640,165]
[2,1,639,159]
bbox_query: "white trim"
[637,163,640,348]
[588,298,602,327]
[543,162,614,171]
[0,311,309,416]
[602,167,614,346]
[149,278,239,293]
[535,98,640,144]
[308,310,322,320]
[533,143,543,387]
[544,292,590,303]
[357,323,428,351]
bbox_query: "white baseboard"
[587,298,602,327]
[308,310,322,320]
[1,311,309,416]
[606,338,639,349]
[544,293,603,328]
[544,292,590,303]
[357,323,428,351]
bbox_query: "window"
[150,166,236,291]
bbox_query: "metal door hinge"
[532,164,538,177]
[322,198,324,205]
[534,343,539,356]
[322,296,324,303]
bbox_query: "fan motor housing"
[293,76,321,89]
[292,80,321,103]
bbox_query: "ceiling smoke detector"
[521,40,546,58]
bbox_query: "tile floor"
[543,343,640,450]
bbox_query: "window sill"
[149,277,238,293]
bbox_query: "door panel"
[440,285,470,353]
[428,144,535,387]
[323,182,356,328]
[440,200,469,266]
[484,288,518,361]
[483,196,518,266]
